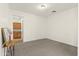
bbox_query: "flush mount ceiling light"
[38,4,47,10]
[41,4,47,8]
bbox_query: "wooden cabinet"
[13,23,21,29]
[13,31,21,39]
[13,22,21,39]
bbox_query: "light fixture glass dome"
[38,4,47,10]
[41,4,47,8]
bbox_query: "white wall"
[78,3,79,55]
[48,7,78,47]
[9,9,47,42]
[0,3,9,56]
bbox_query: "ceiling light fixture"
[41,4,47,8]
[38,4,47,10]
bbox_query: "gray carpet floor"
[7,39,77,56]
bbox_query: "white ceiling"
[8,3,78,17]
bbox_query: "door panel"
[13,31,21,39]
[13,23,21,29]
[13,22,21,39]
